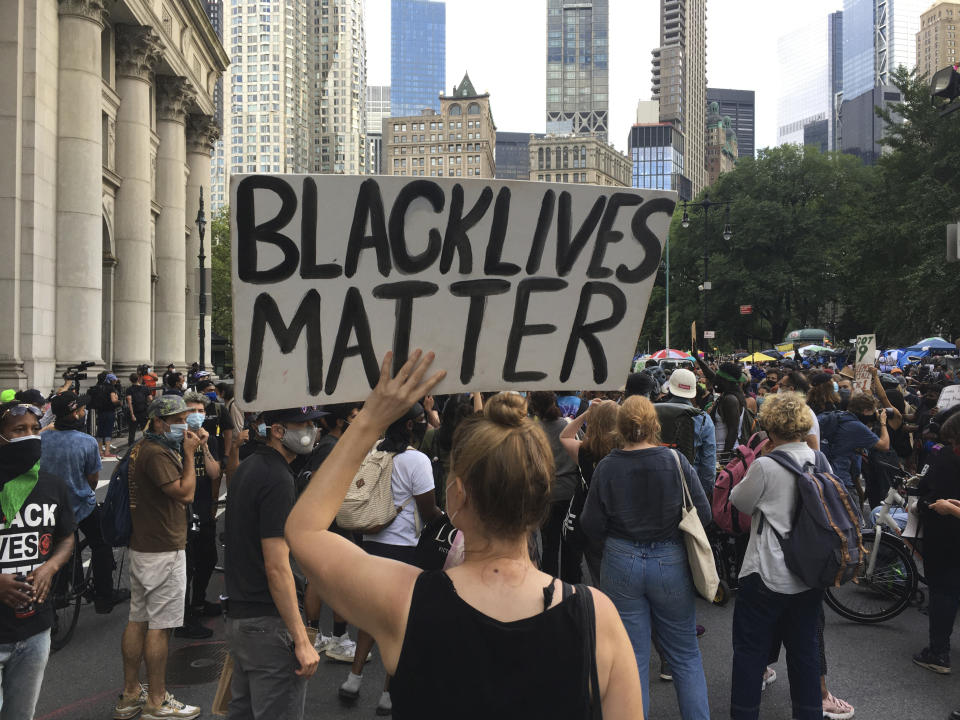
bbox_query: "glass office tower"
[545,0,610,139]
[391,0,446,117]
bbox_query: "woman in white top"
[728,392,826,720]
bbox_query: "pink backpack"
[712,432,769,535]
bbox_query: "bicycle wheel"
[50,539,82,651]
[825,529,917,624]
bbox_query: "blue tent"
[905,337,955,352]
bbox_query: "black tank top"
[390,571,596,720]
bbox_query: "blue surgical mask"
[205,391,218,402]
[186,412,205,430]
[164,423,187,443]
[257,422,267,437]
[833,382,839,393]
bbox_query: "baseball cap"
[262,406,328,425]
[668,368,698,399]
[810,372,832,387]
[15,389,46,407]
[148,395,189,419]
[51,391,87,418]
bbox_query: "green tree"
[210,206,232,343]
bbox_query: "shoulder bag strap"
[575,584,602,720]
[671,449,693,512]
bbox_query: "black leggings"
[186,520,218,608]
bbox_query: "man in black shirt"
[0,402,76,719]
[224,407,323,719]
[124,373,151,446]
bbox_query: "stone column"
[153,76,194,369]
[54,0,107,371]
[185,114,218,368]
[112,24,162,375]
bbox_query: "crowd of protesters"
[1,344,959,720]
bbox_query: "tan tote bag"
[671,450,720,602]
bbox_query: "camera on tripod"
[63,360,95,382]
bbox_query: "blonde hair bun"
[485,392,527,428]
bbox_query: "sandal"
[822,692,855,720]
[761,667,777,691]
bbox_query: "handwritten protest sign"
[938,385,960,413]
[231,175,676,410]
[854,333,876,394]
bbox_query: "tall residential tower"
[917,0,960,81]
[391,0,446,117]
[545,0,610,139]
[651,0,707,196]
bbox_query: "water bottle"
[13,574,36,619]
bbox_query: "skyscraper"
[391,0,446,117]
[828,11,844,151]
[840,0,926,163]
[651,0,706,196]
[367,85,391,173]
[706,88,755,157]
[226,1,310,180]
[205,0,228,209]
[545,0,610,139]
[310,0,367,174]
[917,0,960,81]
[776,19,830,147]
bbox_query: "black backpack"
[655,403,703,465]
[101,441,144,546]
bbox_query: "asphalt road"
[32,456,959,720]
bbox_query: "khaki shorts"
[129,549,187,630]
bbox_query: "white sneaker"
[141,692,200,720]
[326,633,359,663]
[313,632,333,652]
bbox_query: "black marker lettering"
[483,187,520,276]
[503,278,568,382]
[325,287,380,395]
[616,197,675,283]
[525,189,556,275]
[372,281,440,373]
[243,290,323,403]
[556,192,606,276]
[388,180,445,274]
[449,279,512,383]
[236,176,299,283]
[560,282,627,384]
[588,193,644,279]
[300,177,343,279]
[345,179,392,278]
[440,184,493,274]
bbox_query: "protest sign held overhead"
[231,175,675,410]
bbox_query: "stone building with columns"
[0,0,228,392]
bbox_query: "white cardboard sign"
[854,333,876,394]
[938,385,960,413]
[230,175,675,410]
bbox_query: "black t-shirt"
[124,385,150,417]
[0,470,77,642]
[224,445,295,617]
[202,403,235,461]
[293,434,337,496]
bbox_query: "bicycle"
[824,468,926,623]
[49,530,127,651]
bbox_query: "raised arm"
[559,407,589,464]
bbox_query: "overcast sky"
[365,0,845,154]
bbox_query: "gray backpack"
[760,450,865,588]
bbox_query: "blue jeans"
[0,629,51,720]
[601,536,709,720]
[731,573,823,720]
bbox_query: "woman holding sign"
[286,351,643,720]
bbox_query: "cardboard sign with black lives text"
[230,175,676,410]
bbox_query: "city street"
[31,457,958,720]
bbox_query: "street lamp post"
[196,188,207,372]
[681,193,733,352]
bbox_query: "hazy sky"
[365,0,844,153]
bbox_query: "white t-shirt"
[363,449,435,547]
[807,406,820,446]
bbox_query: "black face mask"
[54,414,85,432]
[412,421,428,443]
[0,437,42,485]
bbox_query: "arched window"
[555,148,562,168]
[449,104,462,116]
[580,146,587,166]
[546,148,551,169]
[572,146,579,168]
[563,147,569,167]
[467,102,481,115]
[538,148,544,169]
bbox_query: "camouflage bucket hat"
[148,394,188,420]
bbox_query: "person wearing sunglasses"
[0,402,76,720]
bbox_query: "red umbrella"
[650,349,694,360]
